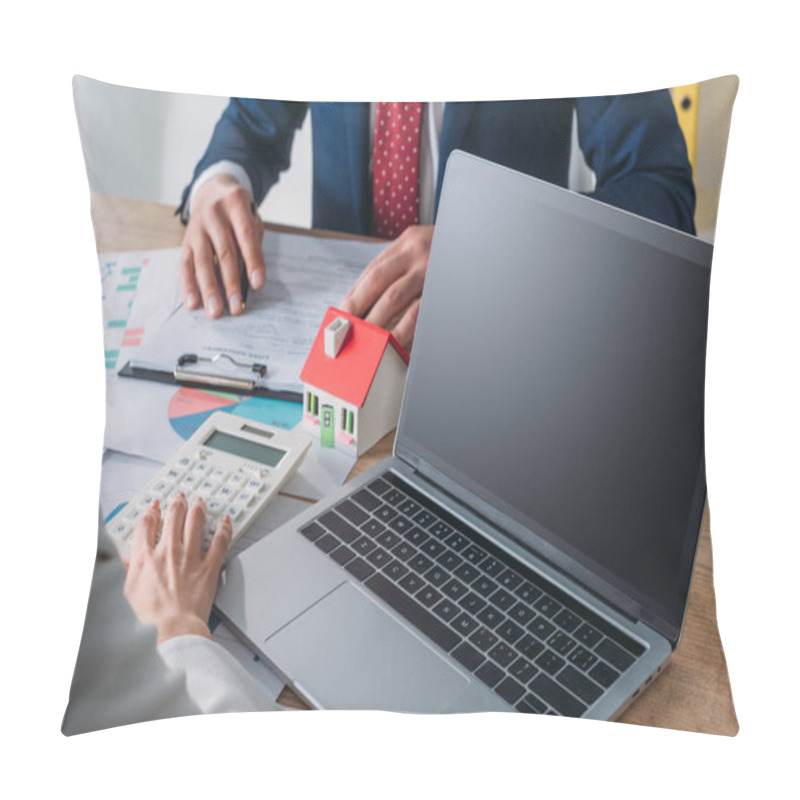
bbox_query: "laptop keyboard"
[299,472,645,717]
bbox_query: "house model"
[300,307,410,457]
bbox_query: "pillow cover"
[63,76,738,736]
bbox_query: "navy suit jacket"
[180,94,695,235]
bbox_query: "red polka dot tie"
[372,102,423,239]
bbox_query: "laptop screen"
[396,152,712,643]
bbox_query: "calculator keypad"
[111,454,273,557]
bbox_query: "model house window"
[307,393,319,416]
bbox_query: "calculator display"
[204,430,286,467]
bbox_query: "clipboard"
[118,352,303,403]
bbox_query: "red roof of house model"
[300,307,410,408]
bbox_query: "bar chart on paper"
[100,254,147,370]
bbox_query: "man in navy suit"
[178,96,695,348]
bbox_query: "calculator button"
[246,479,265,493]
[225,506,245,523]
[228,472,246,486]
[236,490,255,507]
[211,467,227,480]
[208,499,226,515]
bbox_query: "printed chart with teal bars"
[168,386,303,440]
[100,254,147,370]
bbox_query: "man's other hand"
[340,224,434,350]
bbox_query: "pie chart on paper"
[167,386,303,440]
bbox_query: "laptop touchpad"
[264,582,469,712]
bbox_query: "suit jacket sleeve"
[177,99,309,218]
[576,91,696,234]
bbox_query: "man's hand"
[340,224,433,350]
[123,495,232,645]
[180,174,266,318]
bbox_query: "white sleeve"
[158,635,277,715]
[62,524,276,736]
[184,160,254,221]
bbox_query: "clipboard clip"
[174,353,267,392]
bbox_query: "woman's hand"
[123,494,232,645]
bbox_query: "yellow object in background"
[671,83,700,174]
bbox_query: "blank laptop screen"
[397,153,712,641]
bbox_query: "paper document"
[132,230,387,394]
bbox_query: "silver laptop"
[215,150,712,718]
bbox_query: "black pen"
[239,252,249,311]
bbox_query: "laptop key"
[398,572,426,595]
[345,557,376,582]
[383,488,406,506]
[437,550,463,571]
[441,578,468,601]
[453,562,480,584]
[509,657,539,685]
[421,539,446,559]
[412,509,437,529]
[319,511,360,544]
[391,541,417,562]
[529,674,587,717]
[408,554,434,574]
[360,519,387,538]
[450,613,479,637]
[425,566,449,587]
[459,592,486,615]
[489,588,516,611]
[480,557,505,577]
[475,661,505,688]
[548,630,577,656]
[388,516,414,535]
[517,633,546,661]
[429,521,454,539]
[336,499,369,526]
[469,626,499,652]
[405,527,429,547]
[367,478,392,496]
[589,660,620,688]
[330,545,356,567]
[507,602,536,626]
[383,560,409,582]
[495,676,526,706]
[516,693,547,714]
[366,547,392,568]
[352,535,377,556]
[398,499,422,517]
[514,581,543,604]
[496,619,525,645]
[432,599,460,622]
[528,616,556,641]
[376,530,402,550]
[567,646,598,672]
[365,573,459,653]
[445,532,469,551]
[314,532,339,553]
[452,641,485,672]
[375,505,399,523]
[595,638,635,672]
[497,569,523,592]
[299,522,325,542]
[575,623,602,648]
[462,544,487,564]
[476,606,504,629]
[557,666,604,705]
[535,650,566,676]
[351,488,383,513]
[488,641,517,668]
[417,586,443,608]
[553,608,582,633]
[472,576,498,598]
[533,595,562,618]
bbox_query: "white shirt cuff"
[186,160,255,219]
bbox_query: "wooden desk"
[90,193,738,735]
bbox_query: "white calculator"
[107,412,310,561]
